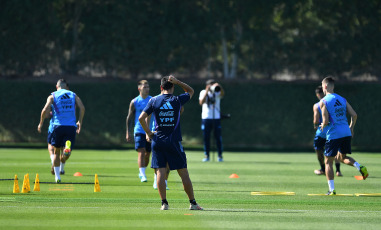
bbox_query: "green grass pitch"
[0,148,380,229]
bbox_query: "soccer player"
[126,80,152,182]
[313,86,342,176]
[38,79,85,183]
[139,75,203,210]
[320,77,368,195]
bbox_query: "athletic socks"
[335,163,341,173]
[139,167,146,176]
[328,180,335,192]
[320,164,325,172]
[50,155,54,164]
[60,163,65,172]
[353,162,361,171]
[162,199,168,205]
[54,166,61,180]
[190,199,197,205]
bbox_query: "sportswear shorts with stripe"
[134,133,152,152]
[324,136,352,157]
[151,137,187,170]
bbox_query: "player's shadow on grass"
[228,161,291,164]
[203,209,301,214]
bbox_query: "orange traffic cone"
[229,173,239,178]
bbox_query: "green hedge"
[0,79,380,150]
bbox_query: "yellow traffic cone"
[26,173,30,192]
[33,174,40,192]
[94,174,101,192]
[21,174,29,193]
[13,175,20,193]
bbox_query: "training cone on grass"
[33,174,40,192]
[21,174,30,193]
[74,172,83,177]
[229,173,239,178]
[94,174,101,192]
[26,174,30,192]
[13,174,20,193]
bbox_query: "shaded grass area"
[0,149,380,229]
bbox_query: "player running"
[320,77,368,195]
[313,86,342,176]
[38,79,85,183]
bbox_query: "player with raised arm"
[139,75,203,210]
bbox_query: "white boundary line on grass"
[2,206,381,213]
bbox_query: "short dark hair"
[161,76,173,90]
[322,77,335,85]
[138,80,148,86]
[57,79,68,88]
[315,86,323,94]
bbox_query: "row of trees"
[1,0,380,79]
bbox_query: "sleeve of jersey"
[199,90,205,100]
[179,93,191,105]
[143,98,154,115]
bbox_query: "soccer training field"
[0,148,380,229]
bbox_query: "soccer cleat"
[63,141,71,156]
[189,203,204,210]
[336,171,343,177]
[326,190,336,196]
[60,170,65,175]
[160,203,169,210]
[314,169,325,175]
[56,178,61,184]
[139,173,142,179]
[153,182,157,190]
[218,157,223,162]
[359,166,369,180]
[202,157,210,162]
[166,185,169,190]
[141,175,147,182]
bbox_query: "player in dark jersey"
[139,75,203,210]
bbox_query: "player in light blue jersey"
[126,80,152,182]
[313,86,342,176]
[139,75,203,211]
[38,79,85,183]
[320,77,368,195]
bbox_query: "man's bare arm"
[38,96,54,133]
[139,112,154,139]
[75,95,85,134]
[168,75,194,98]
[199,85,211,105]
[320,100,329,130]
[346,101,357,136]
[126,100,135,142]
[313,104,320,129]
